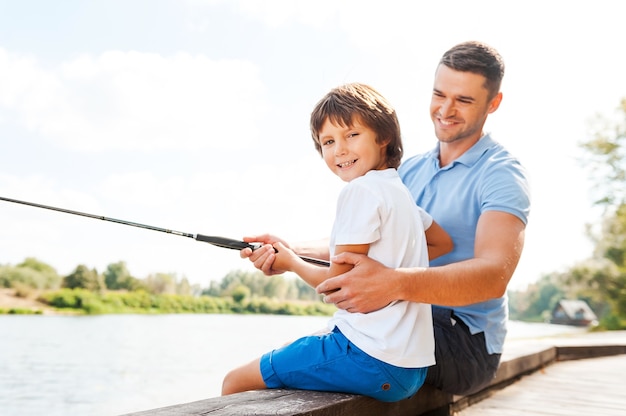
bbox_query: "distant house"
[550,299,598,327]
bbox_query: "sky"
[1,0,625,291]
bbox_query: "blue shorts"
[260,327,427,402]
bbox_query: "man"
[244,41,531,396]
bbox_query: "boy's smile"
[337,159,357,168]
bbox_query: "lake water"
[0,314,587,416]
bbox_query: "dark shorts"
[260,327,427,402]
[425,307,501,396]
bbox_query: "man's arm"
[317,211,525,312]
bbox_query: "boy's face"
[318,116,388,182]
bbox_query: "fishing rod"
[0,196,330,267]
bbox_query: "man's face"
[429,64,501,145]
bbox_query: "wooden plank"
[454,355,626,416]
[556,344,626,361]
[122,385,451,416]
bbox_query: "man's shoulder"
[399,151,432,174]
[480,135,523,163]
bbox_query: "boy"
[222,83,452,402]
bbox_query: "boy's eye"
[348,132,359,138]
[322,139,334,146]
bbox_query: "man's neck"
[438,133,484,167]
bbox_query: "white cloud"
[0,48,268,152]
[234,0,340,28]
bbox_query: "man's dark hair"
[440,41,505,99]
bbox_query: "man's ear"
[488,92,503,114]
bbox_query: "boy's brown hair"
[310,83,403,169]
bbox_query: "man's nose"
[439,99,455,118]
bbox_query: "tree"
[580,98,626,208]
[293,277,321,301]
[508,274,565,322]
[574,98,626,326]
[18,257,61,288]
[143,272,177,294]
[63,265,105,291]
[231,285,250,303]
[0,257,61,290]
[176,277,192,296]
[104,261,140,291]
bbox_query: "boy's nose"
[334,141,348,156]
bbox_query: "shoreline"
[0,288,57,314]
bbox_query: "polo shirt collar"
[429,133,495,169]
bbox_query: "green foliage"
[0,307,43,315]
[176,277,193,296]
[580,98,626,208]
[593,204,626,271]
[0,258,61,289]
[509,274,565,322]
[63,265,105,291]
[1,260,330,317]
[18,257,59,278]
[104,261,142,291]
[40,288,81,308]
[143,272,177,294]
[294,278,323,301]
[36,288,334,316]
[231,285,250,303]
[557,98,626,328]
[596,313,626,330]
[204,269,321,302]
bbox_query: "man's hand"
[316,252,400,313]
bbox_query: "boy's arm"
[425,220,453,260]
[291,238,331,260]
[273,242,369,288]
[240,235,330,276]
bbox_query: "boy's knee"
[221,370,237,396]
[222,358,266,396]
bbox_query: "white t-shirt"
[327,168,435,368]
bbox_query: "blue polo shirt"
[399,134,531,354]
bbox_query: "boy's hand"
[271,241,298,272]
[240,234,289,276]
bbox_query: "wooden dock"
[123,330,626,416]
[455,354,626,415]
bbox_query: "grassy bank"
[0,288,337,316]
